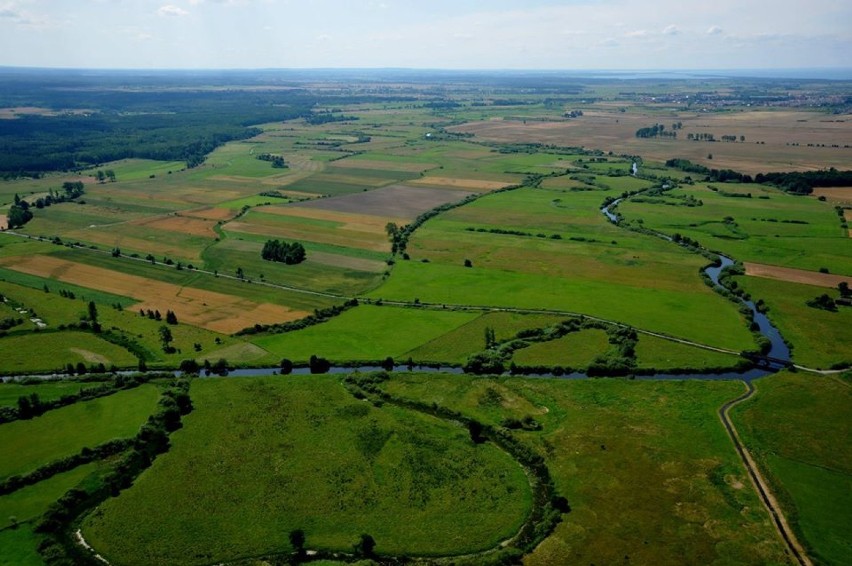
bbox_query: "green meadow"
[380,374,789,565]
[252,305,479,362]
[733,371,852,565]
[0,385,159,479]
[82,376,531,564]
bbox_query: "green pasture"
[0,525,43,566]
[371,260,753,352]
[511,328,609,368]
[0,380,110,408]
[0,332,138,374]
[0,462,100,529]
[252,305,478,362]
[733,371,852,565]
[82,376,531,563]
[734,276,852,368]
[204,235,383,296]
[381,374,788,565]
[406,312,565,364]
[619,184,852,274]
[634,334,745,370]
[0,384,159,480]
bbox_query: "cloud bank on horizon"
[1,0,849,70]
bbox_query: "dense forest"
[0,70,411,175]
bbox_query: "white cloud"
[157,5,189,17]
[707,25,723,35]
[662,24,679,35]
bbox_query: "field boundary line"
[718,381,812,566]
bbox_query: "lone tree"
[289,529,306,559]
[354,533,376,558]
[166,310,178,325]
[839,281,850,298]
[159,325,175,353]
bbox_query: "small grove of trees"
[159,325,175,353]
[256,153,287,168]
[261,239,306,265]
[635,124,676,138]
[806,294,837,312]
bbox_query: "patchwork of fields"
[1,75,850,566]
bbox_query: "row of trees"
[635,124,677,138]
[261,239,306,264]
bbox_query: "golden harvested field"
[258,205,407,235]
[813,187,852,204]
[292,184,476,219]
[329,159,436,173]
[0,255,307,334]
[182,207,237,221]
[450,110,852,174]
[131,215,219,238]
[744,262,851,288]
[409,176,513,191]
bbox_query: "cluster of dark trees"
[0,316,22,330]
[261,239,306,264]
[754,168,852,195]
[635,124,677,138]
[666,159,852,195]
[236,299,358,336]
[304,112,358,125]
[256,153,287,168]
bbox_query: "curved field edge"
[379,373,791,565]
[731,371,852,565]
[81,375,533,564]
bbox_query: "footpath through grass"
[732,371,852,565]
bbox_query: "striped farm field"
[256,205,407,236]
[328,158,437,173]
[409,176,513,191]
[0,255,308,334]
[130,215,219,238]
[291,184,476,219]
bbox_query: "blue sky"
[1,0,850,70]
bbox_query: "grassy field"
[82,376,532,564]
[0,380,108,408]
[406,312,565,364]
[619,183,852,275]
[634,334,745,370]
[0,384,159,480]
[0,525,43,566]
[511,328,610,368]
[380,374,789,565]
[252,305,479,362]
[733,276,852,368]
[732,371,852,565]
[370,185,755,351]
[0,462,100,529]
[0,332,138,373]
